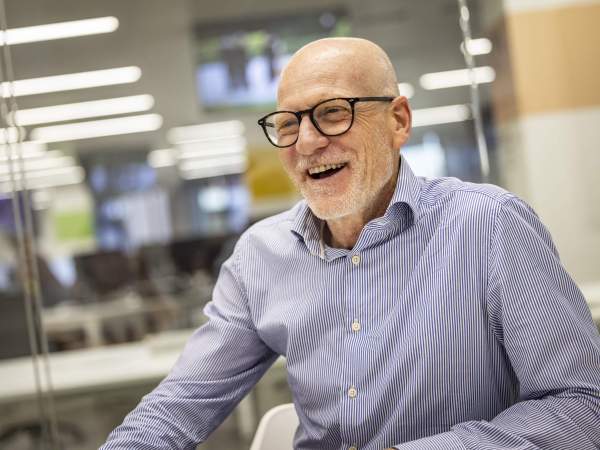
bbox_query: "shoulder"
[419,176,517,218]
[234,200,304,255]
[417,176,552,246]
[411,176,539,242]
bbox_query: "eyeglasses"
[257,96,394,148]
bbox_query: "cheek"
[355,133,394,185]
[353,130,386,166]
[349,118,388,155]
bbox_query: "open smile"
[307,162,348,180]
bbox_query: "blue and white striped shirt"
[101,159,600,450]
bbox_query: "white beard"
[301,157,396,221]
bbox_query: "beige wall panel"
[496,106,600,284]
[489,17,519,123]
[504,0,600,13]
[506,4,600,115]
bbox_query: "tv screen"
[194,9,350,112]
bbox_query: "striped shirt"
[101,158,600,450]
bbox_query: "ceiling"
[2,0,497,156]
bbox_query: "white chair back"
[249,403,299,450]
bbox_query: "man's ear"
[389,96,411,149]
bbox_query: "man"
[101,38,600,449]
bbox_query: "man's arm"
[390,196,600,450]
[100,238,277,449]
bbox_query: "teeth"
[308,163,345,175]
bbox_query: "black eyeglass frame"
[257,96,395,148]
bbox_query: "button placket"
[343,252,364,447]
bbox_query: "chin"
[306,196,357,221]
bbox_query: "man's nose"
[294,116,329,155]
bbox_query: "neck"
[325,214,378,249]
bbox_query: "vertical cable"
[0,2,60,448]
[457,0,491,181]
[0,31,49,450]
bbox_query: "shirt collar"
[290,154,422,253]
[384,154,422,225]
[290,199,323,257]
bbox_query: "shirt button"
[351,320,361,332]
[351,254,361,265]
[348,387,357,398]
[349,446,358,450]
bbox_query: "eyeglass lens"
[263,98,353,147]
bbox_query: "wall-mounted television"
[193,9,350,112]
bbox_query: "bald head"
[278,38,399,105]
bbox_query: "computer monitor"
[168,234,238,277]
[73,250,135,298]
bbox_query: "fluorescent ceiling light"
[181,164,246,180]
[0,17,119,46]
[0,156,76,175]
[179,146,245,160]
[30,113,163,143]
[0,127,23,144]
[177,136,246,158]
[419,66,496,90]
[412,104,471,127]
[177,136,246,151]
[0,141,47,155]
[1,66,142,98]
[180,154,247,172]
[1,165,83,182]
[12,95,155,126]
[0,149,61,163]
[398,83,414,99]
[168,121,244,144]
[462,38,493,56]
[148,149,176,168]
[1,166,85,191]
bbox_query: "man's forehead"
[278,79,344,109]
[277,63,367,110]
[277,39,392,109]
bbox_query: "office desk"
[0,329,188,404]
[42,293,180,347]
[0,329,285,440]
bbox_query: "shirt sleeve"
[393,195,600,450]
[100,236,277,449]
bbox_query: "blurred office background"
[0,0,598,448]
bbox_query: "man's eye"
[319,106,350,121]
[324,107,344,114]
[277,120,294,130]
[277,120,298,135]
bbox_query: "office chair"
[0,292,33,359]
[249,403,298,450]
